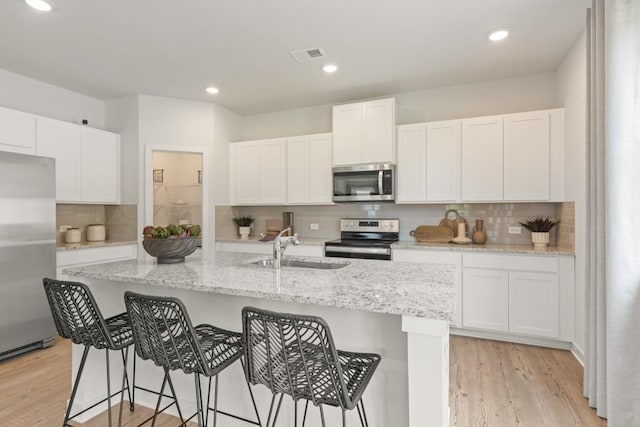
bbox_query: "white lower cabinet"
[462,268,509,332]
[461,253,562,339]
[508,272,559,338]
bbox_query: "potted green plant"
[141,224,201,263]
[233,216,255,240]
[519,216,560,250]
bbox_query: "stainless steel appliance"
[0,152,56,361]
[325,218,399,260]
[332,163,395,202]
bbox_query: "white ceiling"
[0,0,589,115]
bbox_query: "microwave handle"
[378,170,384,195]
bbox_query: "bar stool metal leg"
[63,345,90,427]
[319,405,327,427]
[106,349,113,427]
[195,374,205,427]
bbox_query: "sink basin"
[250,258,349,270]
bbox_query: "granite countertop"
[216,237,328,246]
[391,241,575,256]
[57,240,138,251]
[63,250,456,321]
[218,237,575,255]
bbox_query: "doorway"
[144,145,210,251]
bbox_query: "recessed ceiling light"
[205,87,220,95]
[487,29,509,42]
[25,0,53,12]
[323,64,338,74]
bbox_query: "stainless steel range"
[324,218,399,260]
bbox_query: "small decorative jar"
[472,219,488,245]
[64,228,81,243]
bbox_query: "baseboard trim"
[450,327,572,350]
[571,343,585,366]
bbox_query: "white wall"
[240,72,559,140]
[106,96,140,204]
[0,67,105,129]
[211,104,242,205]
[556,32,587,360]
[133,95,241,247]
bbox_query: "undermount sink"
[250,258,349,270]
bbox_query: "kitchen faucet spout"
[273,227,300,269]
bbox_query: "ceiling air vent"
[290,47,327,63]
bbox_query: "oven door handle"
[325,246,391,255]
[378,170,384,196]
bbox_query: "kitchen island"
[64,250,456,427]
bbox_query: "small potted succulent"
[233,216,254,240]
[519,216,560,250]
[142,224,201,263]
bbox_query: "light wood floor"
[0,336,606,426]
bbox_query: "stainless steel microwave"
[332,163,395,202]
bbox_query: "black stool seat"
[43,278,135,427]
[243,307,381,427]
[124,291,261,427]
[194,324,243,375]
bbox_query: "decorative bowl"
[142,237,199,264]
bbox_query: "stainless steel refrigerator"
[0,151,56,361]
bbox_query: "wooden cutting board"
[410,225,454,243]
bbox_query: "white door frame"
[144,144,210,252]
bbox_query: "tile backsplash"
[56,204,137,244]
[217,202,574,246]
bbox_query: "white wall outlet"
[363,204,373,211]
[508,226,522,234]
[373,204,380,211]
[59,225,72,232]
[309,223,319,230]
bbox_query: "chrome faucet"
[273,227,300,269]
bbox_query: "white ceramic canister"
[65,228,81,243]
[86,224,106,242]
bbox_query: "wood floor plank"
[0,335,606,426]
[449,336,607,427]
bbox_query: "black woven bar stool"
[124,291,262,427]
[242,307,381,427]
[42,277,135,427]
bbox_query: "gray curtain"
[586,0,640,424]
[584,0,607,419]
[604,0,640,425]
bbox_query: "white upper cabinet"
[461,116,504,201]
[397,120,461,203]
[332,98,395,166]
[504,111,550,200]
[0,106,36,155]
[362,99,395,164]
[36,117,120,204]
[36,117,82,202]
[287,136,309,204]
[80,127,120,203]
[332,103,362,166]
[231,141,260,204]
[396,124,426,202]
[259,138,287,204]
[232,133,332,206]
[288,133,333,204]
[426,120,461,202]
[230,138,287,205]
